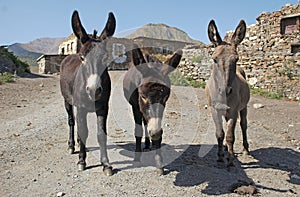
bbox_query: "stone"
[57,192,65,197]
[253,103,264,109]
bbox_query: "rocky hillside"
[9,37,64,55]
[125,23,202,44]
[0,46,30,75]
[8,37,64,66]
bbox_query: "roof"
[36,54,67,62]
[282,13,300,19]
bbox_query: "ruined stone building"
[226,3,300,99]
[58,34,80,55]
[179,3,299,100]
[37,54,67,74]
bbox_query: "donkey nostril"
[226,86,232,94]
[95,87,102,95]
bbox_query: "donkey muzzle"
[149,129,163,141]
[147,117,163,140]
[86,86,102,101]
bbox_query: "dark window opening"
[280,16,300,35]
[291,44,300,54]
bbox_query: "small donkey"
[60,10,115,176]
[123,46,182,174]
[205,20,250,166]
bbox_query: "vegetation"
[153,53,206,89]
[0,72,15,84]
[169,70,206,89]
[0,46,30,78]
[250,86,283,99]
[191,55,203,64]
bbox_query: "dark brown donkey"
[123,46,182,174]
[205,20,250,166]
[60,10,115,176]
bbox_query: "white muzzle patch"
[86,74,100,91]
[86,74,101,100]
[147,118,162,133]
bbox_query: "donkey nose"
[95,87,102,95]
[149,129,163,141]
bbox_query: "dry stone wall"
[178,4,300,100]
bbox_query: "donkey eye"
[140,94,148,103]
[80,55,85,61]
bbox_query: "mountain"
[125,23,202,44]
[9,37,65,55]
[8,37,65,66]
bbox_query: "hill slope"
[8,37,64,66]
[125,23,201,44]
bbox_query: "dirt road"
[0,71,299,196]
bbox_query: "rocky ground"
[0,71,299,196]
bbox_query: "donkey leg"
[226,116,237,166]
[96,112,113,176]
[143,117,151,151]
[212,109,225,162]
[76,108,88,171]
[152,136,164,175]
[240,108,249,155]
[132,105,143,161]
[64,101,75,154]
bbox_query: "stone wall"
[178,4,300,100]
[37,55,67,74]
[178,45,213,81]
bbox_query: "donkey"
[60,10,115,176]
[123,46,182,174]
[205,20,250,166]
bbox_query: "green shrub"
[186,77,206,89]
[170,70,206,89]
[0,46,30,75]
[191,55,203,63]
[250,86,283,99]
[0,72,15,83]
[170,70,189,86]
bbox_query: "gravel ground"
[0,71,299,196]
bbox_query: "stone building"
[58,34,79,55]
[178,3,300,100]
[37,54,67,74]
[230,3,300,99]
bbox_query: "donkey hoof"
[143,148,150,152]
[155,168,164,176]
[68,147,75,154]
[77,163,86,171]
[103,166,113,176]
[243,150,250,156]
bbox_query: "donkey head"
[72,10,116,101]
[131,47,182,140]
[208,20,246,95]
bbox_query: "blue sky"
[0,0,298,45]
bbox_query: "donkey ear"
[98,12,116,41]
[231,20,246,47]
[162,49,182,75]
[71,10,89,44]
[131,44,146,66]
[92,29,98,39]
[208,20,222,46]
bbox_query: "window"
[291,44,300,54]
[280,15,300,35]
